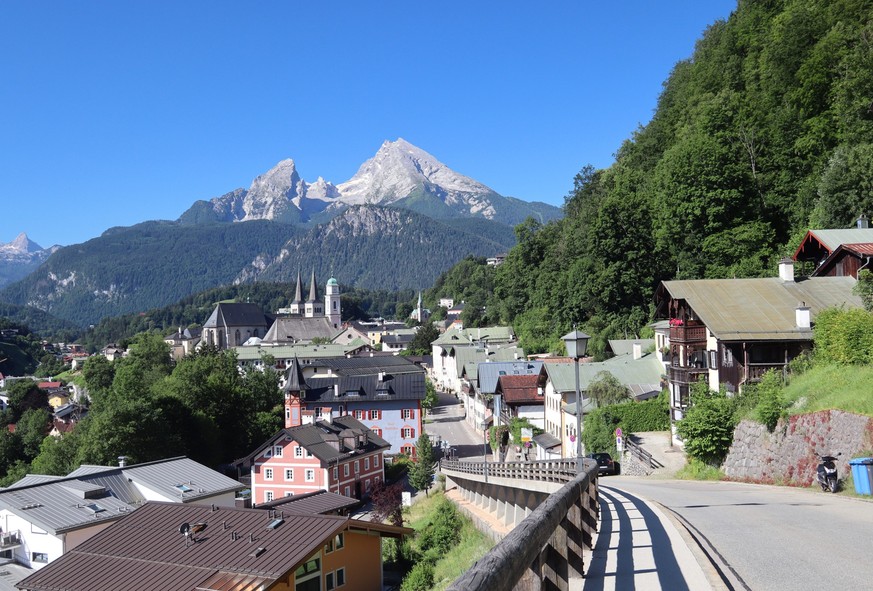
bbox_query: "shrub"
[417,498,461,557]
[401,561,434,591]
[753,370,787,431]
[676,390,737,465]
[581,392,670,454]
[814,308,873,365]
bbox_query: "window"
[354,409,364,420]
[332,467,338,479]
[369,409,381,420]
[285,469,294,481]
[343,464,349,477]
[264,468,273,481]
[305,468,315,482]
[402,427,415,439]
[325,533,344,554]
[306,449,313,458]
[314,407,323,419]
[274,445,283,457]
[374,455,380,468]
[326,572,335,590]
[285,407,290,421]
[708,350,718,369]
[373,427,382,437]
[402,408,414,420]
[344,486,350,497]
[265,491,274,502]
[364,457,370,470]
[295,445,304,458]
[295,558,321,591]
[354,461,360,474]
[336,567,345,586]
[365,479,371,493]
[264,448,272,458]
[31,552,48,564]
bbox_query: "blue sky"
[1,1,736,248]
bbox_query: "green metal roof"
[806,228,873,253]
[662,276,862,341]
[544,353,663,394]
[234,343,354,361]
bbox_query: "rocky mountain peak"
[2,233,43,254]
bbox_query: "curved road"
[607,477,873,590]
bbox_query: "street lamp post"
[562,327,590,467]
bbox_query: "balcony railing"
[668,366,708,386]
[669,325,707,343]
[746,363,786,382]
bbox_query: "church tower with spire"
[304,270,323,318]
[287,270,304,315]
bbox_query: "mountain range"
[1,140,560,328]
[179,139,559,227]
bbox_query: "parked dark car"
[586,452,616,476]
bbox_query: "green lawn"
[783,364,873,417]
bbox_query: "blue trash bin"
[849,458,873,495]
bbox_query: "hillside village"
[0,218,868,588]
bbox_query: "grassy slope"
[403,490,495,591]
[783,364,873,417]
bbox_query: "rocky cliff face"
[722,411,873,486]
[181,139,561,227]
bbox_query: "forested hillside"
[424,0,873,355]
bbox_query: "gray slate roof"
[262,316,340,344]
[0,457,244,535]
[255,490,361,515]
[240,416,391,467]
[202,302,271,329]
[311,355,426,376]
[304,372,426,403]
[477,361,543,395]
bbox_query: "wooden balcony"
[669,325,707,343]
[668,366,709,386]
[746,363,786,383]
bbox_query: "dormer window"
[175,484,193,493]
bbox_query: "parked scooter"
[816,453,840,493]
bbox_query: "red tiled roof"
[497,374,542,405]
[38,381,62,389]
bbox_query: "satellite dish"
[179,523,191,536]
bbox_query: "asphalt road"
[607,477,873,590]
[425,390,490,461]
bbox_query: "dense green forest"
[0,220,298,327]
[0,207,514,329]
[418,0,873,356]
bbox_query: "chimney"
[778,258,795,282]
[333,384,339,397]
[858,214,869,229]
[378,371,385,382]
[796,302,811,329]
[118,455,127,467]
[633,343,642,360]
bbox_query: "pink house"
[240,415,390,505]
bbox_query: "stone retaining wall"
[722,410,873,486]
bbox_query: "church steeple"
[304,270,323,318]
[307,270,318,303]
[283,357,308,428]
[288,270,304,315]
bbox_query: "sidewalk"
[585,484,721,590]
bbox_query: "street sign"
[616,436,623,453]
[521,428,532,443]
[615,427,623,438]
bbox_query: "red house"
[239,415,389,506]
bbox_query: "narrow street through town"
[424,390,489,461]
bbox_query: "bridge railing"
[440,457,581,483]
[442,458,599,591]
